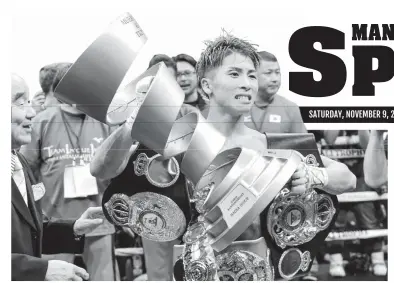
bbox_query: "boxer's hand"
[45,260,89,281]
[290,163,308,194]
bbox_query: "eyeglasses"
[176,71,196,79]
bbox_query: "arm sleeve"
[42,214,85,255]
[12,253,49,281]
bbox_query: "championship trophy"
[55,13,338,281]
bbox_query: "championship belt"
[261,133,339,280]
[54,13,192,241]
[101,144,189,242]
[104,192,186,242]
[97,62,227,241]
[55,20,227,240]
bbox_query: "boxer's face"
[257,60,281,100]
[176,61,198,97]
[203,52,257,116]
[11,75,36,148]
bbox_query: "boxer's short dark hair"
[196,32,260,84]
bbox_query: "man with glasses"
[174,53,209,117]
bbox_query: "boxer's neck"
[207,107,245,138]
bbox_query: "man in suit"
[11,73,105,281]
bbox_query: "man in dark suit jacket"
[11,73,105,281]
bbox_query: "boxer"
[172,33,356,281]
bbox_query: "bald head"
[11,73,29,104]
[11,73,35,149]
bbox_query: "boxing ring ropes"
[320,147,388,242]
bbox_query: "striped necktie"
[11,150,28,205]
[11,150,17,177]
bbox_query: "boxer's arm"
[90,121,135,180]
[320,155,356,195]
[364,130,388,188]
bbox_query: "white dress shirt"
[12,154,28,207]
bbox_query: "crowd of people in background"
[12,46,388,281]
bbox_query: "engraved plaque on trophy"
[195,148,303,252]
